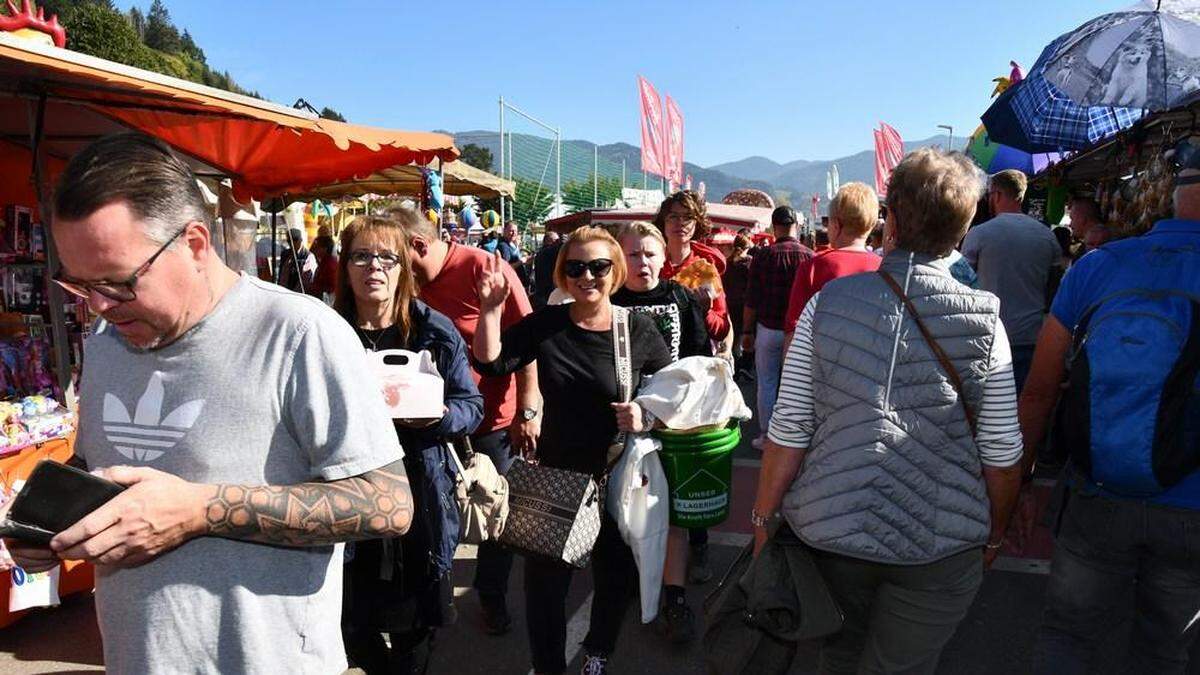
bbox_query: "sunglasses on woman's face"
[563,258,614,279]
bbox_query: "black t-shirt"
[611,281,711,361]
[475,304,671,476]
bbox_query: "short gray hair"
[53,132,212,245]
[887,148,985,256]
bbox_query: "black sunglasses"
[53,225,188,303]
[348,250,402,270]
[563,258,614,279]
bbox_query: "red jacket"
[661,241,730,340]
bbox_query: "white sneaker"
[751,436,765,451]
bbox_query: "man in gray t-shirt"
[2,134,412,674]
[961,169,1059,391]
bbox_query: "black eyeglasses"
[348,250,401,270]
[563,258,614,279]
[53,225,188,303]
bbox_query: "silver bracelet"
[750,508,778,528]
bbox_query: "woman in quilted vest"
[751,148,1026,674]
[474,226,672,675]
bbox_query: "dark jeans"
[1011,343,1036,396]
[524,513,637,674]
[1033,488,1200,674]
[343,626,432,675]
[470,429,515,602]
[813,546,983,674]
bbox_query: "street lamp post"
[937,124,954,152]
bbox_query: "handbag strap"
[878,271,977,436]
[612,305,633,403]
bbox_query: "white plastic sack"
[607,434,669,623]
[634,356,752,431]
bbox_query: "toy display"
[0,395,73,454]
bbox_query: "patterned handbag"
[499,460,602,568]
[497,307,634,568]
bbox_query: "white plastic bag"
[635,356,752,431]
[607,434,669,623]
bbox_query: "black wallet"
[0,460,125,545]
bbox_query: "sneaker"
[479,593,511,636]
[751,435,765,451]
[687,543,713,585]
[580,652,608,675]
[655,592,696,643]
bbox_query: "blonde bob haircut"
[553,226,628,293]
[616,221,666,249]
[886,148,984,257]
[829,182,879,239]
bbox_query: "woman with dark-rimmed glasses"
[334,214,483,674]
[473,226,672,675]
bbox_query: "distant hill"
[452,130,970,211]
[452,130,774,204]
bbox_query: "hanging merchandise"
[423,168,444,212]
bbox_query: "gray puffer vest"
[781,250,1001,565]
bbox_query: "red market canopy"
[0,32,458,200]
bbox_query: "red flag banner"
[879,122,905,169]
[874,122,905,198]
[873,129,889,198]
[638,76,666,177]
[664,95,684,184]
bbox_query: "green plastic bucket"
[654,424,740,528]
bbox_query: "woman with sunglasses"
[335,215,484,674]
[474,226,672,675]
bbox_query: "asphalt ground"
[0,375,1197,673]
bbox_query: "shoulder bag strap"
[878,271,977,436]
[613,305,633,403]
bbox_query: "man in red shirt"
[743,206,813,450]
[396,210,538,637]
[783,182,883,346]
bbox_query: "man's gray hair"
[53,132,212,245]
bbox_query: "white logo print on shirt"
[102,373,205,462]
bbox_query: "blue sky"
[117,0,1131,167]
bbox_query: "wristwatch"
[518,407,539,421]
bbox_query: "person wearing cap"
[277,227,317,293]
[742,205,814,450]
[1019,137,1200,671]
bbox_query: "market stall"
[0,17,458,628]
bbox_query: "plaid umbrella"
[982,38,1144,152]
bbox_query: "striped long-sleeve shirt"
[767,292,1023,468]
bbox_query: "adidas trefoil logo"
[103,373,205,462]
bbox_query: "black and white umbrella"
[1042,0,1200,111]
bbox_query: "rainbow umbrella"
[965,125,1063,175]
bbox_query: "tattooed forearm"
[201,459,413,546]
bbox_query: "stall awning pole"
[28,92,72,394]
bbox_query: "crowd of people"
[0,129,1197,675]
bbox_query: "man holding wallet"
[0,133,414,674]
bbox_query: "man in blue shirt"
[1017,145,1200,672]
